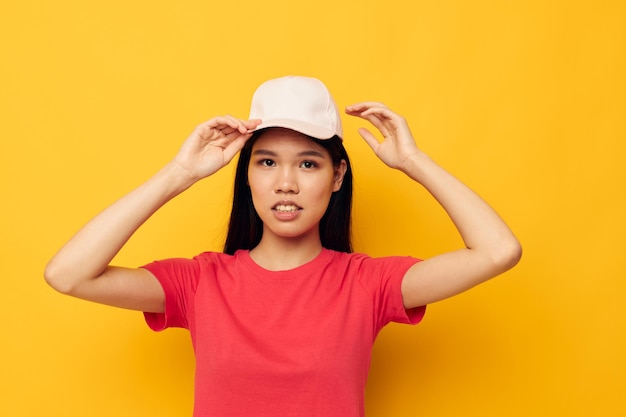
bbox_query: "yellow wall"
[2,1,624,415]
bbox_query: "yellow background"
[2,0,625,416]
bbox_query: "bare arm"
[44,116,261,312]
[346,103,521,308]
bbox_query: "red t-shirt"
[142,249,426,417]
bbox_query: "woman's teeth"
[274,205,298,212]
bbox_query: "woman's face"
[247,128,346,243]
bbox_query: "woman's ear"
[332,160,348,192]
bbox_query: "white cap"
[249,75,343,140]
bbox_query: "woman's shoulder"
[324,250,380,273]
[193,250,236,260]
[327,249,421,272]
[328,249,417,262]
[191,250,240,268]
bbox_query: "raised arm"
[44,116,261,312]
[345,102,521,308]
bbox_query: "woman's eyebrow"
[296,150,327,158]
[252,149,327,158]
[252,149,277,156]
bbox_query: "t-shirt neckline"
[235,248,335,279]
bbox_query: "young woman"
[45,76,521,417]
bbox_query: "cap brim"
[252,119,337,140]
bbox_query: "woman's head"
[223,75,353,254]
[224,129,353,254]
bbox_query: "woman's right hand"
[173,116,262,181]
[44,116,261,311]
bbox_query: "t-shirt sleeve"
[141,257,200,331]
[359,255,426,330]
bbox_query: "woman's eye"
[301,161,316,169]
[261,159,275,167]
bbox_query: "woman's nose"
[274,168,299,194]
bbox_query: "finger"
[222,132,253,162]
[243,118,262,129]
[356,127,382,153]
[363,107,409,137]
[351,109,394,139]
[346,103,395,129]
[345,102,388,114]
[191,118,230,141]
[346,102,398,123]
[203,116,237,129]
[222,115,253,134]
[199,116,251,142]
[203,115,248,132]
[221,116,262,135]
[360,106,396,120]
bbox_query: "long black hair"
[223,130,353,254]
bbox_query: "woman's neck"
[249,234,323,271]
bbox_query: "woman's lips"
[272,202,301,220]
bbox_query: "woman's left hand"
[348,104,521,308]
[345,102,420,172]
